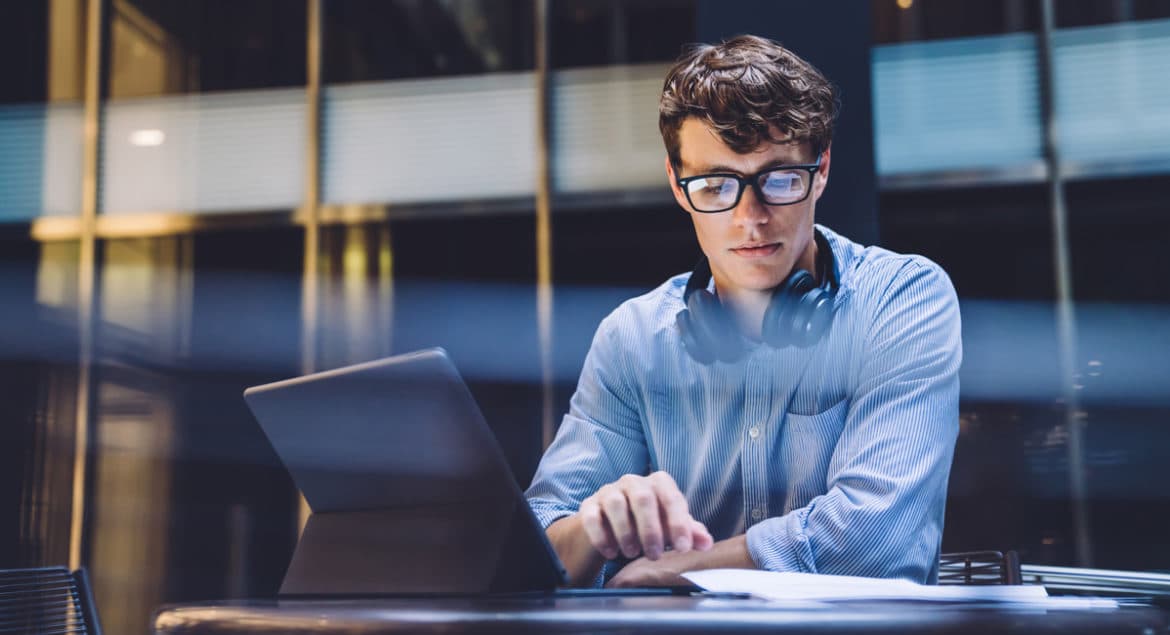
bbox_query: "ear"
[665,155,693,212]
[812,145,831,203]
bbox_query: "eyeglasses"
[676,157,821,213]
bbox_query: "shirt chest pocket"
[777,398,849,488]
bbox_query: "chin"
[736,261,792,290]
[732,271,789,292]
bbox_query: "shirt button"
[748,427,760,439]
[751,508,764,521]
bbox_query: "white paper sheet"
[683,569,1064,604]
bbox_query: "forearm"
[546,514,608,587]
[670,534,755,571]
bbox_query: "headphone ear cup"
[676,308,716,365]
[790,287,835,348]
[681,290,743,364]
[761,270,818,348]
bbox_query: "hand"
[578,471,713,561]
[605,551,691,588]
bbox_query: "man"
[526,35,961,588]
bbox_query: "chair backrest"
[0,567,102,635]
[939,550,1022,585]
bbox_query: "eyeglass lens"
[685,168,809,211]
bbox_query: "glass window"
[872,0,1039,45]
[101,0,307,216]
[1055,0,1170,27]
[387,213,543,484]
[548,1,693,194]
[0,3,85,575]
[875,1,1170,571]
[550,0,695,69]
[89,227,303,634]
[0,230,80,568]
[1062,175,1170,571]
[0,2,84,221]
[321,74,536,206]
[323,0,534,84]
[872,33,1044,182]
[1052,17,1170,175]
[320,0,539,207]
[108,0,306,97]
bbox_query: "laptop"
[244,348,570,596]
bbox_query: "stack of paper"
[682,569,1117,608]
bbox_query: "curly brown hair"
[659,35,839,169]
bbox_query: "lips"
[731,242,781,258]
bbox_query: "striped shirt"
[525,225,962,584]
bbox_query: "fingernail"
[675,536,692,552]
[646,546,661,560]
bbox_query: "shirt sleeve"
[525,315,650,532]
[745,259,962,583]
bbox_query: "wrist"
[678,534,754,573]
[547,513,608,587]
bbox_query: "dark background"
[2,1,1169,633]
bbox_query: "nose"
[731,182,770,227]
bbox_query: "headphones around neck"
[676,230,839,364]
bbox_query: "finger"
[599,485,639,558]
[690,519,715,551]
[648,472,692,552]
[625,482,665,559]
[655,504,693,554]
[579,498,619,560]
[605,570,631,589]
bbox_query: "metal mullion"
[296,0,323,535]
[69,0,106,576]
[1037,0,1092,567]
[535,0,555,450]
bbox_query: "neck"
[714,234,822,340]
[717,286,773,340]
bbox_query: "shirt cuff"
[745,505,818,573]
[527,498,575,531]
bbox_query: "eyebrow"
[683,157,809,177]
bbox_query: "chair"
[0,567,102,635]
[939,550,1022,585]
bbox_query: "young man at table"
[525,35,961,587]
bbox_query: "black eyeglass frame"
[675,156,822,213]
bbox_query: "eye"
[688,176,735,195]
[707,177,731,190]
[760,170,806,201]
[762,171,799,191]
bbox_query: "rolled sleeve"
[525,316,649,529]
[745,505,816,572]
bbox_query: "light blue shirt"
[525,225,962,584]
